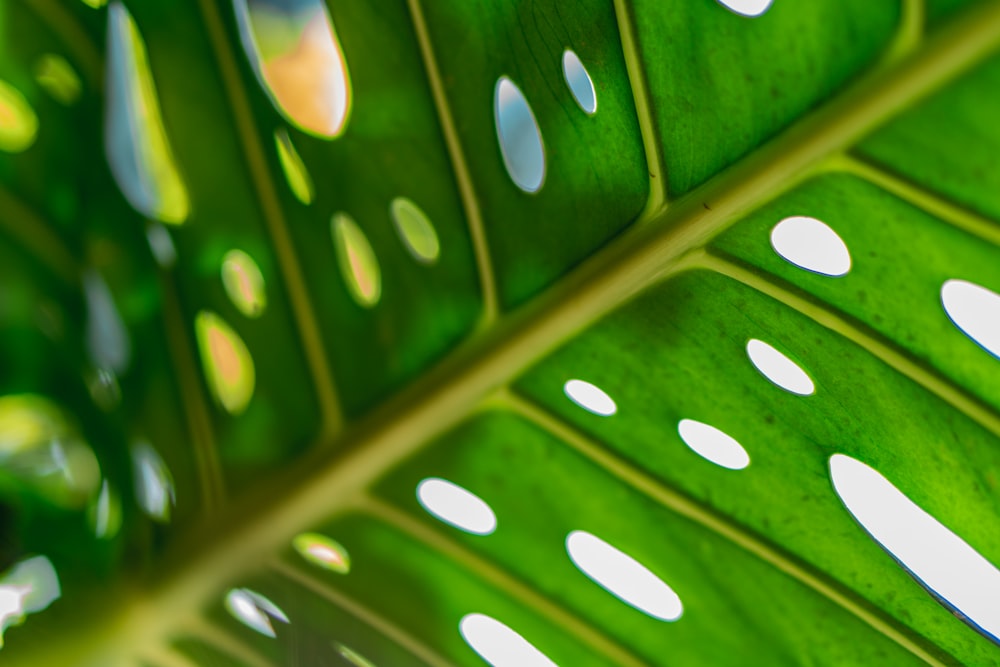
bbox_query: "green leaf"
[2,0,1000,665]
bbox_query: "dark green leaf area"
[206,570,429,667]
[173,638,248,667]
[0,241,133,576]
[247,0,483,416]
[859,53,1000,223]
[378,410,925,666]
[634,0,900,196]
[713,171,1000,420]
[290,514,612,667]
[421,0,648,308]
[0,1,90,236]
[926,0,991,26]
[517,270,1000,665]
[126,3,322,488]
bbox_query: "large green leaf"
[2,0,1000,665]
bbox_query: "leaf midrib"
[15,3,1000,665]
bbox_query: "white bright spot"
[0,585,30,648]
[677,419,750,470]
[770,216,851,277]
[459,613,559,667]
[225,588,289,638]
[416,478,497,535]
[566,531,683,621]
[494,77,545,193]
[941,279,1000,360]
[562,50,596,115]
[716,0,774,17]
[563,379,617,416]
[0,555,60,648]
[131,441,175,522]
[746,339,815,396]
[830,454,1000,641]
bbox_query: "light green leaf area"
[3,0,1000,666]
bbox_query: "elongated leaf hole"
[293,533,350,574]
[104,2,190,224]
[34,55,81,106]
[131,441,175,523]
[830,454,1000,643]
[0,80,38,153]
[746,339,815,395]
[416,478,497,535]
[677,419,750,470]
[194,311,255,415]
[460,613,559,667]
[563,379,617,416]
[941,279,1000,360]
[332,213,381,308]
[234,0,352,138]
[770,216,851,277]
[225,588,289,638]
[274,128,314,204]
[716,0,774,17]
[0,395,101,509]
[87,480,122,540]
[221,249,267,318]
[145,222,177,268]
[84,270,131,374]
[562,50,597,115]
[566,531,683,621]
[390,197,440,265]
[0,556,60,648]
[494,77,546,193]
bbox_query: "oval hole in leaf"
[563,379,616,416]
[145,222,177,268]
[34,55,81,106]
[941,279,1000,360]
[494,77,545,193]
[416,477,497,535]
[0,394,101,509]
[293,533,350,574]
[746,339,815,396]
[274,128,314,204]
[677,419,750,470]
[830,454,1000,642]
[716,0,774,17]
[459,613,559,667]
[562,50,596,115]
[332,213,381,308]
[88,480,122,540]
[0,79,38,154]
[194,311,255,415]
[770,216,851,277]
[233,0,352,138]
[221,249,267,318]
[566,530,683,621]
[131,440,175,523]
[390,197,440,265]
[104,2,190,224]
[224,588,289,638]
[84,269,131,374]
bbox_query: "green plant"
[2,0,1000,664]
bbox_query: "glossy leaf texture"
[2,0,1000,666]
